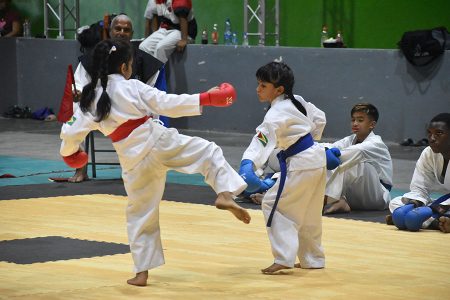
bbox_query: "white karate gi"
[74,62,90,91]
[323,132,393,210]
[242,95,327,268]
[389,146,450,212]
[60,74,246,273]
[139,0,194,63]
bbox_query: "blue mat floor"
[0,155,206,187]
[2,154,445,201]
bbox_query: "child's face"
[256,80,283,103]
[427,121,450,155]
[351,111,376,141]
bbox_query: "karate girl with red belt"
[59,38,251,286]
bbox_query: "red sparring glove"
[200,83,236,107]
[63,150,88,169]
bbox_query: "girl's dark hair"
[256,61,306,115]
[79,38,133,122]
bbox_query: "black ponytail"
[256,61,307,116]
[287,92,306,115]
[79,38,132,122]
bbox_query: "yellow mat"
[0,195,449,300]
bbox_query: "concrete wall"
[2,38,449,143]
[0,38,80,115]
[167,45,450,142]
[0,39,18,111]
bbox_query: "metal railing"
[243,0,279,46]
[43,0,80,39]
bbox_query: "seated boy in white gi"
[387,113,450,233]
[322,103,393,214]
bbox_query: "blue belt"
[266,133,314,227]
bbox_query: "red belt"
[108,116,150,142]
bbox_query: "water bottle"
[320,25,328,47]
[242,32,249,47]
[336,30,344,47]
[211,24,218,45]
[201,28,208,44]
[23,19,31,38]
[232,32,238,46]
[224,18,232,45]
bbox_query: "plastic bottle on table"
[23,19,31,38]
[201,28,208,44]
[320,25,328,47]
[232,32,238,46]
[242,32,249,47]
[224,18,232,45]
[211,24,218,45]
[336,30,344,45]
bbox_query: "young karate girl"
[239,61,327,274]
[59,38,251,286]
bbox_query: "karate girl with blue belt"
[239,61,329,274]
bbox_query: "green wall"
[11,0,450,49]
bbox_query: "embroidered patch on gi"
[67,116,77,125]
[257,131,268,147]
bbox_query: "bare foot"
[250,193,264,205]
[438,216,450,233]
[261,263,292,274]
[127,271,148,286]
[215,192,251,224]
[324,199,351,215]
[294,263,324,269]
[68,166,88,183]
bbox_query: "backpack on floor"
[398,27,449,66]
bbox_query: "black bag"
[188,17,197,40]
[77,14,117,52]
[398,27,449,66]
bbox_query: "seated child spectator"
[322,103,393,214]
[387,113,450,233]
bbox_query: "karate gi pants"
[262,167,326,268]
[326,162,390,210]
[139,28,181,64]
[122,128,246,273]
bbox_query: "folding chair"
[84,131,119,178]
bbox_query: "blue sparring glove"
[404,207,433,232]
[239,159,273,193]
[239,159,262,193]
[392,204,415,230]
[260,177,276,191]
[325,147,341,170]
[239,177,276,199]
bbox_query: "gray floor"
[0,117,424,191]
